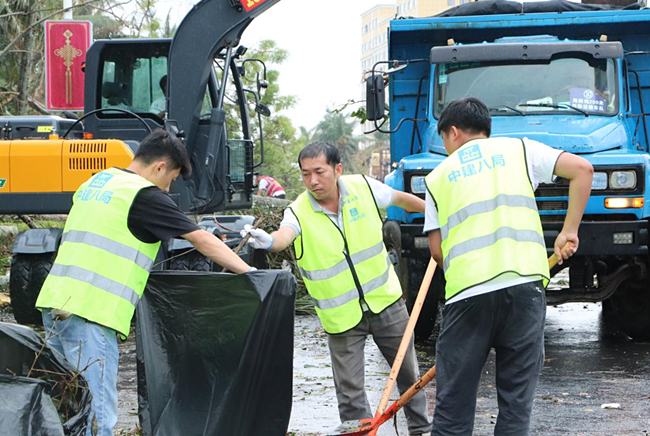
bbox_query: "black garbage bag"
[0,322,92,436]
[136,269,297,436]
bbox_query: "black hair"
[298,141,341,169]
[134,129,191,177]
[160,75,168,96]
[437,97,491,137]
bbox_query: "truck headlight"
[610,171,636,189]
[410,176,427,194]
[591,172,607,190]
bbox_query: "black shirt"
[118,170,200,243]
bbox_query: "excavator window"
[98,43,170,121]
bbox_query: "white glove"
[240,224,274,250]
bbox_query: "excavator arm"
[167,0,282,212]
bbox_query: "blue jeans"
[42,309,119,436]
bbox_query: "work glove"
[240,224,274,250]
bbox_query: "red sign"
[45,20,92,111]
[240,0,269,12]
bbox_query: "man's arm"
[183,229,251,274]
[241,225,296,253]
[269,227,296,252]
[391,190,426,213]
[428,229,443,267]
[552,152,593,264]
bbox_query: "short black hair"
[437,97,491,138]
[298,142,341,169]
[159,75,167,95]
[134,129,191,177]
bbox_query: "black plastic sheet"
[0,322,92,436]
[136,269,296,436]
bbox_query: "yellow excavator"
[0,0,282,324]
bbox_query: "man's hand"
[553,232,579,265]
[183,229,251,274]
[241,224,274,250]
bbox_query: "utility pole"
[63,0,73,20]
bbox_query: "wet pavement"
[289,303,650,436]
[3,294,650,435]
[113,302,650,435]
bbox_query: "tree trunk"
[17,25,36,115]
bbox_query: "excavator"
[0,0,284,324]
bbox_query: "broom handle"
[369,258,437,436]
[369,243,571,434]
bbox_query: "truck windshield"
[434,57,618,117]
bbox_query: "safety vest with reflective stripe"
[425,138,549,300]
[261,176,285,197]
[36,168,161,338]
[290,175,402,334]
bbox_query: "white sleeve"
[279,208,301,237]
[149,97,166,113]
[523,138,564,190]
[423,190,440,233]
[365,176,394,209]
[258,178,270,192]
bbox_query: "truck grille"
[535,178,569,210]
[536,200,568,210]
[535,178,569,198]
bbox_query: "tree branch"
[27,98,49,115]
[0,0,103,61]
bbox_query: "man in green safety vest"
[36,129,254,436]
[424,98,593,436]
[242,142,432,436]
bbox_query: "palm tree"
[312,110,360,171]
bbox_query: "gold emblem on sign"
[54,29,82,104]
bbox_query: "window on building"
[448,0,455,5]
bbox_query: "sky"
[154,0,383,130]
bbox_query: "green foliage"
[312,109,360,173]
[222,40,305,199]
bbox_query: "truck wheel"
[169,250,210,272]
[9,253,54,326]
[608,281,650,340]
[383,221,406,283]
[383,221,444,343]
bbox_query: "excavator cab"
[83,39,259,213]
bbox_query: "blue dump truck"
[367,0,650,341]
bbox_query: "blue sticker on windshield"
[569,88,606,112]
[439,74,448,84]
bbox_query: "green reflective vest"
[290,175,402,334]
[425,138,549,300]
[36,168,161,338]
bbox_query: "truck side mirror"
[366,74,385,121]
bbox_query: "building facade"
[360,1,455,174]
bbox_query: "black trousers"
[431,281,546,436]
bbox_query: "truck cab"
[376,0,650,340]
